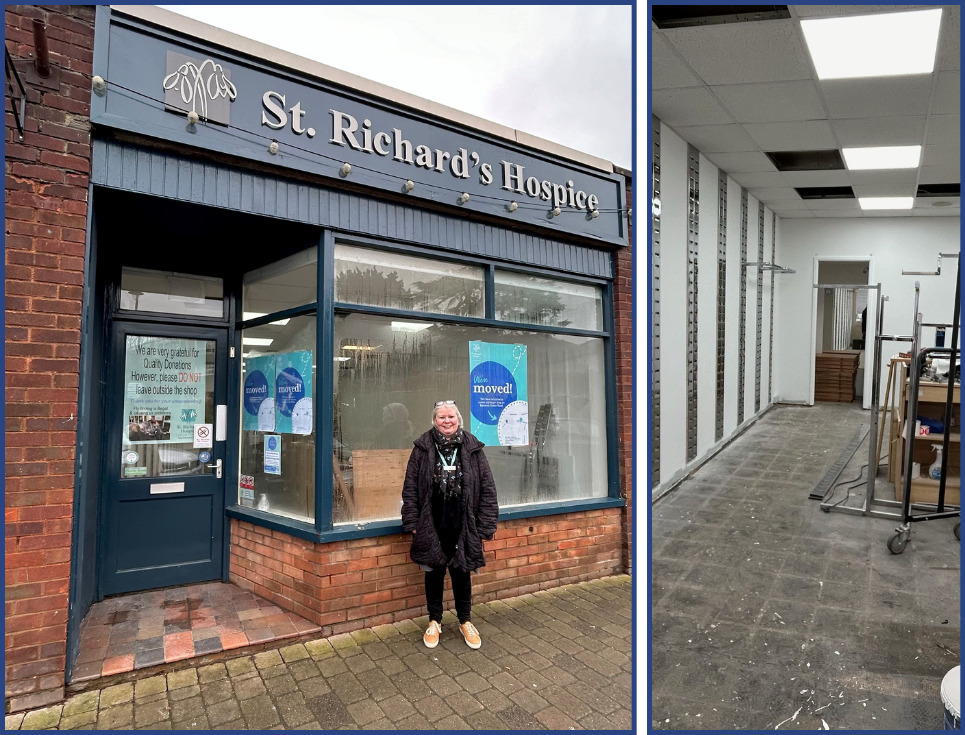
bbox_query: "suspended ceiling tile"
[729,171,788,188]
[821,77,933,119]
[830,116,927,147]
[919,164,961,183]
[922,144,960,167]
[711,80,826,122]
[651,87,734,127]
[806,198,863,211]
[651,34,703,90]
[749,186,802,201]
[924,114,961,146]
[702,151,776,172]
[661,20,813,85]
[671,123,759,153]
[781,170,851,187]
[937,5,960,71]
[930,70,960,114]
[742,120,836,150]
[777,209,815,218]
[848,169,918,188]
[791,6,930,18]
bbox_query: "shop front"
[4,5,631,709]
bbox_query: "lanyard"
[436,445,458,471]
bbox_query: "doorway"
[810,258,874,408]
[99,321,228,596]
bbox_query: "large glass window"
[238,315,316,522]
[335,244,484,317]
[495,270,603,331]
[332,313,608,524]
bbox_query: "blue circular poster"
[276,367,305,417]
[469,361,517,425]
[243,370,269,415]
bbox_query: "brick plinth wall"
[230,508,624,635]
[4,4,94,713]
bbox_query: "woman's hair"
[431,401,464,429]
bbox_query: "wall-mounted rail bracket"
[902,251,960,276]
[742,261,796,274]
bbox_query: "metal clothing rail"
[888,272,961,553]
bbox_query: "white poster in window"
[123,336,207,444]
[264,434,281,475]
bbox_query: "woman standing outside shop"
[401,400,499,649]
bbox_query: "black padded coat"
[401,429,499,572]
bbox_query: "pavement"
[5,575,633,730]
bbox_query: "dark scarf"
[431,428,464,502]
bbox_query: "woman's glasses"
[434,400,456,407]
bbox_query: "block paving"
[6,575,632,730]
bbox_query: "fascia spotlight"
[507,201,518,212]
[268,140,279,155]
[403,180,415,192]
[458,192,470,204]
[186,110,200,125]
[551,206,562,217]
[340,162,352,176]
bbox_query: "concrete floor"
[651,402,960,731]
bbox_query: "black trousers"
[425,528,472,624]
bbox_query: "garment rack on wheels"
[888,260,961,554]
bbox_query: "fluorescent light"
[391,321,432,332]
[333,357,352,362]
[242,337,274,346]
[801,8,942,80]
[842,146,921,170]
[340,344,381,351]
[858,197,914,210]
[243,311,290,325]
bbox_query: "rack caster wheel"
[955,522,960,541]
[887,532,908,555]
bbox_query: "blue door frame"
[98,321,228,597]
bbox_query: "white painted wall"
[774,218,961,404]
[654,122,779,497]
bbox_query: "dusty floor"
[651,401,960,730]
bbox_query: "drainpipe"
[32,18,50,78]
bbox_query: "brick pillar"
[5,4,94,712]
[613,173,633,574]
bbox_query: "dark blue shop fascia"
[92,7,627,248]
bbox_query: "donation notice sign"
[123,336,207,444]
[468,341,528,446]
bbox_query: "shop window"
[495,270,603,331]
[334,244,484,317]
[238,314,316,522]
[243,248,318,315]
[120,267,224,318]
[331,313,608,524]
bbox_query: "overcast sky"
[156,5,633,169]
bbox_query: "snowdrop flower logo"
[162,52,237,125]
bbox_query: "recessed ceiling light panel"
[801,8,942,80]
[858,196,915,210]
[842,145,922,170]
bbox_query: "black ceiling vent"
[652,6,790,29]
[765,150,845,172]
[795,187,855,200]
[916,183,960,197]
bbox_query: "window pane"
[120,268,223,318]
[332,313,608,523]
[243,248,317,316]
[334,244,484,317]
[495,271,603,330]
[238,315,316,523]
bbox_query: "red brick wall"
[4,4,94,712]
[230,508,624,634]
[614,175,633,573]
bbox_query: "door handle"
[206,458,223,479]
